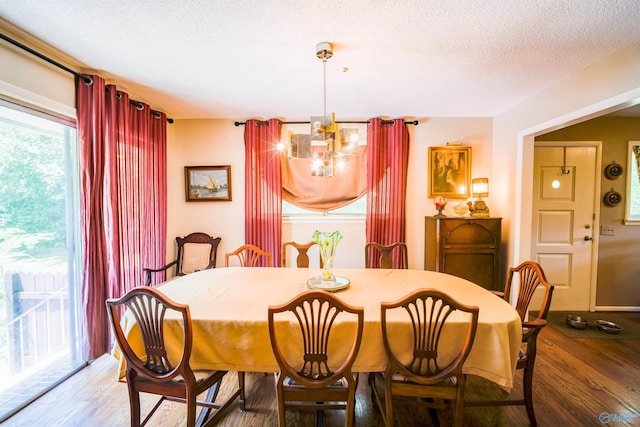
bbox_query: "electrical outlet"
[601,226,615,236]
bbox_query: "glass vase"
[312,230,343,284]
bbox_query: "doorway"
[531,142,601,311]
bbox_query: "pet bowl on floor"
[565,315,589,330]
[595,319,623,334]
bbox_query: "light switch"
[600,226,615,236]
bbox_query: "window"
[283,197,366,216]
[0,101,85,421]
[281,122,367,216]
[625,141,640,224]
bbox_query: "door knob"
[584,235,593,241]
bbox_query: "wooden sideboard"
[424,217,502,291]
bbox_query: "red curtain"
[366,118,410,268]
[244,119,283,266]
[76,75,167,360]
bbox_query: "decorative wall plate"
[603,190,622,206]
[604,162,623,180]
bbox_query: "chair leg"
[315,408,323,427]
[126,373,141,427]
[275,380,286,427]
[523,365,537,427]
[129,390,140,427]
[346,384,357,427]
[385,383,394,427]
[452,388,465,427]
[237,371,246,411]
[368,373,376,404]
[186,389,198,427]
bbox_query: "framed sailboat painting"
[185,165,232,201]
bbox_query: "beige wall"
[493,44,640,309]
[168,117,494,269]
[537,117,640,307]
[5,25,640,307]
[0,41,75,115]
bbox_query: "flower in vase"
[312,230,342,281]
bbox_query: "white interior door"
[531,143,599,311]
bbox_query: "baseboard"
[593,305,640,312]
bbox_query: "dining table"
[117,267,523,389]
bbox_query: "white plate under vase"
[306,276,350,292]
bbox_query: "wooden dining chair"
[369,288,479,427]
[364,242,408,269]
[281,241,323,268]
[465,260,554,427]
[105,286,244,427]
[268,290,364,427]
[143,232,221,286]
[225,244,273,267]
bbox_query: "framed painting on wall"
[185,165,232,201]
[428,146,472,198]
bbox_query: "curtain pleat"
[365,118,410,268]
[76,75,167,360]
[244,119,283,266]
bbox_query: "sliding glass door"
[0,102,85,421]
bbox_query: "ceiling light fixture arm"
[316,42,333,126]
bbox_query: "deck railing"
[2,270,72,373]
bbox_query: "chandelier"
[308,42,360,177]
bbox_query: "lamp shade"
[472,178,489,198]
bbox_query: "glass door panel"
[0,103,85,421]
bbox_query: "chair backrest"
[225,244,273,267]
[281,241,323,268]
[365,242,408,269]
[106,286,192,382]
[503,261,554,322]
[176,232,222,275]
[381,288,478,384]
[268,290,364,388]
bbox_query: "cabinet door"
[425,217,501,290]
[441,251,499,290]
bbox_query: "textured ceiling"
[1,0,640,120]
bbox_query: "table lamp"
[468,178,490,217]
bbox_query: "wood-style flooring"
[2,323,639,426]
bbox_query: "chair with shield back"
[281,241,323,268]
[369,288,479,427]
[268,290,364,427]
[105,286,244,427]
[143,232,221,286]
[364,242,408,269]
[225,243,273,267]
[465,260,554,427]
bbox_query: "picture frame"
[185,165,232,202]
[428,146,472,198]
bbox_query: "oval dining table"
[117,267,522,389]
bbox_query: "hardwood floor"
[3,324,639,426]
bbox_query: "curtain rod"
[1,33,174,124]
[234,119,419,126]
